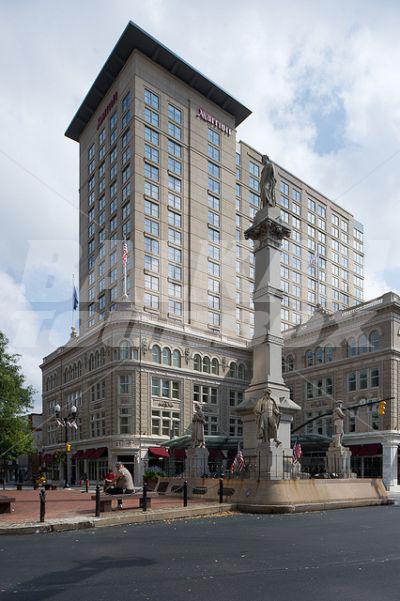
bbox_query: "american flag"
[122,240,128,267]
[230,444,245,473]
[292,439,303,464]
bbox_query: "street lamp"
[54,403,78,488]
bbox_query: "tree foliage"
[0,332,35,462]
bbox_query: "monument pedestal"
[185,447,209,478]
[256,441,285,480]
[326,444,352,477]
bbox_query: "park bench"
[91,491,158,513]
[0,496,15,514]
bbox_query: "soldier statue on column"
[260,155,276,208]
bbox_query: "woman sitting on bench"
[105,462,134,508]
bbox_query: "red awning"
[148,447,170,458]
[81,447,108,460]
[349,444,382,457]
[72,450,85,460]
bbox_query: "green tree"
[0,332,35,482]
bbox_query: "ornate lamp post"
[54,403,77,488]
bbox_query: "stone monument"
[236,156,300,479]
[185,403,209,478]
[326,400,352,477]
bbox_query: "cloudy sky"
[1,0,400,408]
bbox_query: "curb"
[0,503,235,535]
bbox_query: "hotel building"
[40,22,364,483]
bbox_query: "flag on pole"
[73,285,79,311]
[292,439,303,464]
[122,240,128,267]
[230,443,245,474]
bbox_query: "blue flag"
[73,285,79,311]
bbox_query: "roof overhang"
[65,21,252,142]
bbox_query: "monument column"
[235,167,300,477]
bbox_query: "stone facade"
[41,308,250,485]
[282,292,400,489]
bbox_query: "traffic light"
[379,401,387,416]
[66,443,72,453]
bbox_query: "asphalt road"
[1,506,400,601]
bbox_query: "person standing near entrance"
[105,462,134,508]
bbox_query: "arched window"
[64,368,68,383]
[229,362,237,378]
[172,349,181,368]
[100,348,105,365]
[89,354,94,371]
[77,362,82,377]
[305,350,313,367]
[193,354,201,371]
[347,338,357,357]
[152,345,161,364]
[73,364,77,379]
[287,355,294,372]
[237,364,245,380]
[162,347,171,366]
[46,377,50,392]
[203,356,210,373]
[120,340,130,360]
[315,347,324,364]
[68,366,72,381]
[359,334,368,354]
[211,358,219,375]
[325,345,333,363]
[95,351,100,368]
[325,377,333,395]
[370,330,380,352]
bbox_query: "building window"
[168,104,182,123]
[348,373,356,392]
[119,375,129,394]
[193,354,201,371]
[162,347,172,366]
[370,330,380,352]
[151,409,180,437]
[152,345,161,364]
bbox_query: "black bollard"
[218,478,223,504]
[142,482,148,512]
[183,480,188,507]
[39,488,46,522]
[85,479,89,493]
[95,484,101,517]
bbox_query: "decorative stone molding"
[245,216,291,250]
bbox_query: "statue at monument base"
[326,400,353,478]
[185,403,209,477]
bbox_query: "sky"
[1,0,400,409]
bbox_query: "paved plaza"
[0,488,209,525]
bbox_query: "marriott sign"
[196,107,233,136]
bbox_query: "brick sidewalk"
[0,489,206,524]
